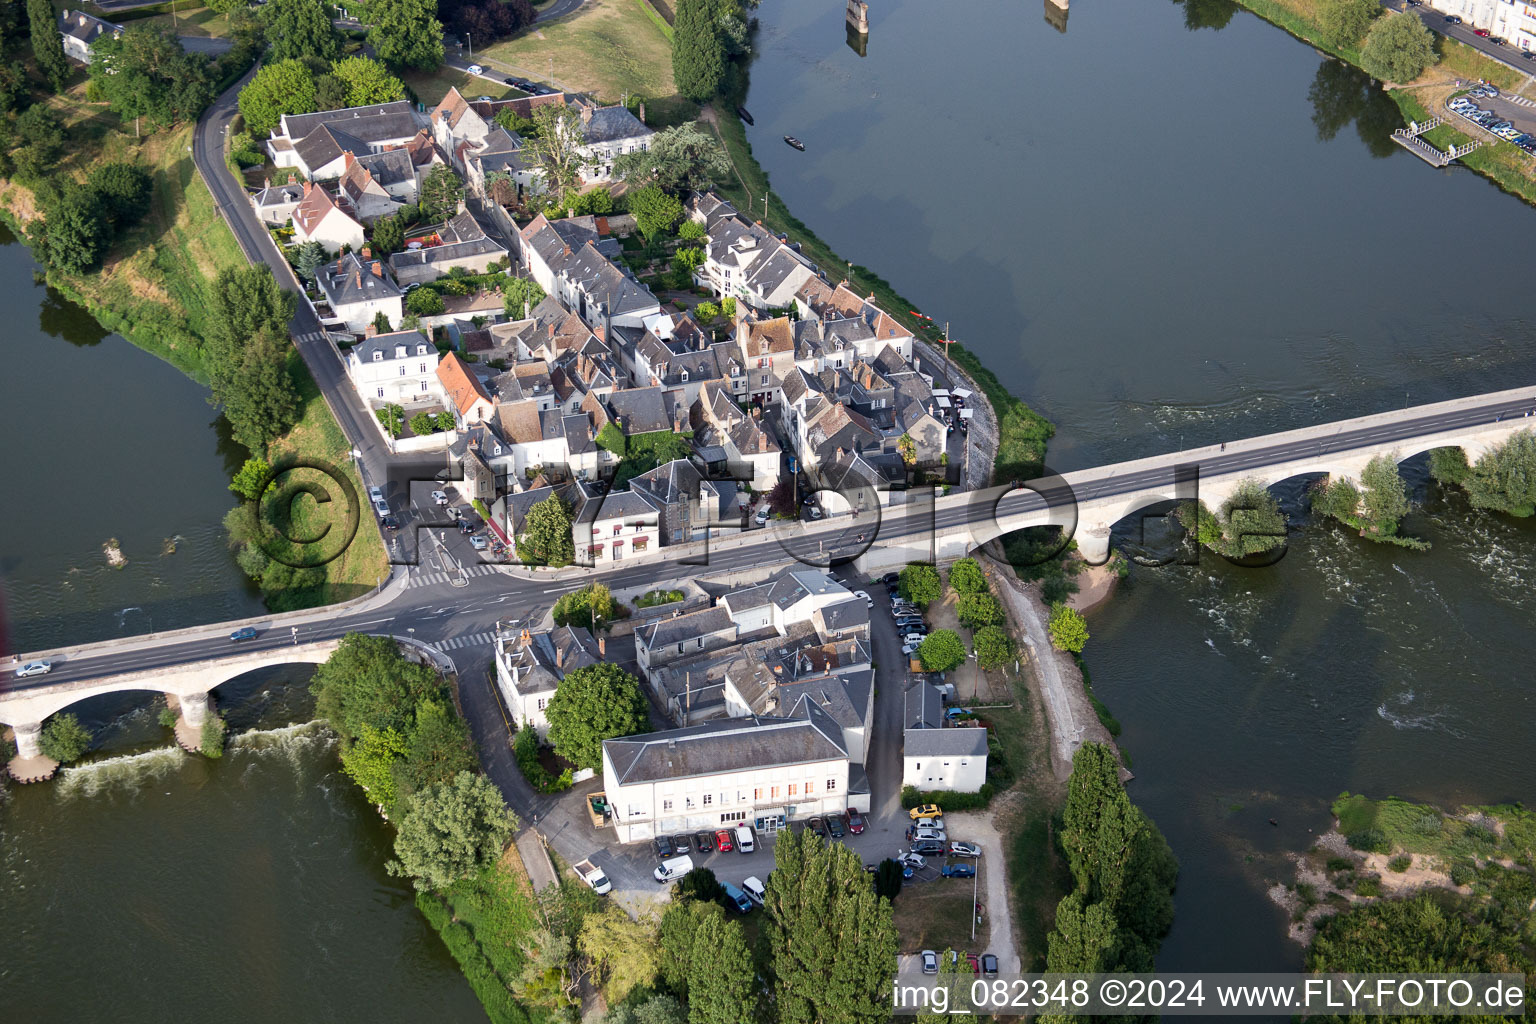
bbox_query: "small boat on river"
[737,105,754,125]
[783,135,805,151]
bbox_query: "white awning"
[952,387,973,398]
[959,408,974,419]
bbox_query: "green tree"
[1176,478,1286,559]
[494,106,538,136]
[897,432,917,465]
[686,909,755,1024]
[599,995,686,1024]
[369,0,445,69]
[673,865,723,904]
[1359,11,1437,83]
[39,712,92,762]
[657,898,718,998]
[262,0,341,62]
[522,492,576,567]
[1047,603,1089,653]
[672,0,726,101]
[89,163,153,227]
[406,287,446,315]
[389,771,517,890]
[10,105,65,185]
[973,624,1015,670]
[1360,453,1409,529]
[544,663,648,771]
[1043,892,1118,973]
[200,716,226,757]
[377,403,405,438]
[917,629,965,673]
[394,698,478,797]
[293,240,329,280]
[229,457,273,500]
[1465,430,1536,516]
[947,557,986,593]
[238,58,319,136]
[310,633,448,746]
[1061,743,1139,903]
[524,104,586,195]
[330,55,406,105]
[719,297,735,320]
[372,309,394,334]
[695,300,720,322]
[41,184,111,273]
[612,121,730,191]
[873,858,904,900]
[629,184,683,240]
[1319,0,1378,46]
[595,421,627,456]
[1428,446,1471,486]
[88,25,212,129]
[579,905,661,1005]
[1311,476,1362,523]
[672,245,705,276]
[956,592,1002,629]
[503,276,546,319]
[418,164,464,222]
[219,326,301,452]
[764,827,897,1024]
[677,219,706,241]
[371,213,406,256]
[551,582,618,629]
[898,563,943,607]
[340,724,408,810]
[28,0,70,91]
[434,411,456,431]
[313,72,348,112]
[409,410,437,436]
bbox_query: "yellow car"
[908,804,942,820]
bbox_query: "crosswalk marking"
[405,563,502,588]
[435,630,496,651]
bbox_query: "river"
[0,230,487,1021]
[740,0,1536,974]
[4,0,1535,1002]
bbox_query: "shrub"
[1411,813,1443,836]
[900,783,995,811]
[917,629,965,673]
[898,563,943,607]
[1347,828,1388,853]
[1449,861,1477,886]
[947,557,986,593]
[158,705,180,729]
[201,716,227,758]
[1325,856,1354,873]
[1296,882,1319,907]
[39,713,92,763]
[1047,603,1089,653]
[1354,876,1381,897]
[1387,854,1413,873]
[513,726,573,794]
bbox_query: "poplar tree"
[672,0,725,101]
[28,0,69,91]
[686,910,754,1024]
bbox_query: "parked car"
[15,659,52,677]
[827,814,846,838]
[742,875,766,905]
[902,643,921,656]
[945,707,974,720]
[694,830,715,853]
[381,515,400,531]
[852,590,872,608]
[430,490,450,505]
[1475,28,1490,36]
[504,76,518,86]
[897,852,926,869]
[909,804,942,819]
[720,881,753,912]
[920,949,939,975]
[806,816,828,837]
[368,485,385,504]
[1445,14,1461,23]
[755,508,770,525]
[470,535,489,550]
[913,817,943,831]
[911,839,945,855]
[715,828,735,853]
[981,953,999,975]
[466,63,484,75]
[652,836,674,859]
[373,498,391,517]
[913,828,947,844]
[654,854,693,883]
[1523,50,1535,59]
[735,824,756,853]
[229,626,258,642]
[671,834,692,853]
[949,841,982,858]
[879,572,900,586]
[941,862,976,878]
[847,808,866,834]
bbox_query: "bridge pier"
[7,722,59,783]
[1075,527,1112,566]
[179,692,210,728]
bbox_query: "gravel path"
[942,810,1021,972]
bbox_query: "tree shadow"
[1172,0,1239,32]
[1308,58,1403,158]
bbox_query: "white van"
[735,824,756,853]
[653,854,694,883]
[742,876,766,906]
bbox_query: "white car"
[920,949,939,975]
[913,817,943,830]
[368,485,385,503]
[430,490,450,505]
[912,828,946,843]
[373,498,391,517]
[948,841,982,858]
[902,633,927,646]
[852,590,872,608]
[469,535,489,550]
[755,508,770,525]
[15,659,52,678]
[897,852,926,869]
[466,64,484,75]
[807,506,822,520]
[902,642,921,656]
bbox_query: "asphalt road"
[1385,1,1536,78]
[190,71,396,488]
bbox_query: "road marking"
[436,630,496,651]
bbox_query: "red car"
[847,808,866,834]
[1475,28,1491,36]
[966,953,982,974]
[714,828,735,853]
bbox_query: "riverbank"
[1231,0,1536,207]
[0,86,385,611]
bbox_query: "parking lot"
[1446,86,1536,154]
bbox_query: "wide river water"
[3,0,1536,1008]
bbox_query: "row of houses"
[494,566,988,843]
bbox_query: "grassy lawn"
[1438,37,1521,89]
[1,81,387,605]
[482,0,677,104]
[402,66,525,107]
[1333,793,1536,863]
[138,4,232,37]
[892,877,982,955]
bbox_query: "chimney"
[344,151,355,170]
[598,635,606,657]
[372,261,383,278]
[638,101,646,123]
[361,246,371,259]
[580,104,593,124]
[263,176,271,189]
[365,323,378,338]
[355,270,363,290]
[303,180,313,196]
[594,322,606,343]
[556,645,564,669]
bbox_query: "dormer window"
[680,370,689,382]
[372,351,383,362]
[416,344,428,355]
[395,346,407,358]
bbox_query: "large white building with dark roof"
[267,102,422,180]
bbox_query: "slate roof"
[604,704,846,785]
[575,489,656,524]
[638,606,737,652]
[602,386,672,435]
[59,9,120,44]
[904,728,989,758]
[252,182,304,210]
[353,147,416,187]
[389,208,508,273]
[279,102,417,144]
[576,102,653,145]
[350,330,433,363]
[811,597,869,636]
[905,681,944,730]
[320,252,402,307]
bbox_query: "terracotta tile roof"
[742,316,794,356]
[436,351,491,417]
[496,399,544,444]
[292,181,347,235]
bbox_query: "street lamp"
[464,32,472,57]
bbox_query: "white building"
[1424,0,1536,49]
[317,252,404,334]
[571,99,654,181]
[901,681,988,793]
[58,9,120,63]
[573,489,660,564]
[493,625,603,737]
[291,182,367,252]
[602,702,851,843]
[267,102,422,180]
[344,329,441,405]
